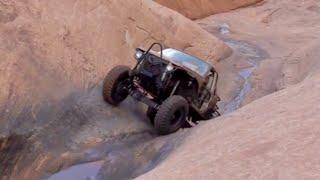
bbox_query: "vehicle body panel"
[133,45,220,119]
[146,48,215,87]
[162,48,212,77]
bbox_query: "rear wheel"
[154,96,189,135]
[102,65,131,106]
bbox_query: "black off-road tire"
[147,107,157,124]
[102,65,131,106]
[154,96,189,135]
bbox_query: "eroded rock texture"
[0,0,229,179]
[139,0,320,179]
[155,0,263,19]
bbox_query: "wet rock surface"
[0,84,190,180]
[221,39,269,112]
[198,0,320,107]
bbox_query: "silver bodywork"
[161,49,213,77]
[139,47,219,118]
[148,48,214,82]
[160,49,219,116]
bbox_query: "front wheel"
[154,96,189,135]
[102,65,131,106]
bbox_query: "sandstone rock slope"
[138,0,320,179]
[138,51,320,180]
[198,0,320,107]
[155,0,263,19]
[0,0,228,133]
[0,0,229,179]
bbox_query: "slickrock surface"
[1,0,320,179]
[198,0,320,107]
[0,0,228,179]
[155,0,263,19]
[0,0,228,132]
[138,0,320,179]
[138,64,320,180]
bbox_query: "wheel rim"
[112,80,128,102]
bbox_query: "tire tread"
[103,65,130,106]
[154,96,188,135]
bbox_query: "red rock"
[155,0,263,19]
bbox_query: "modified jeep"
[102,43,220,135]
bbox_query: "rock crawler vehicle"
[103,43,220,135]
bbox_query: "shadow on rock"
[0,83,192,180]
[0,133,30,179]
